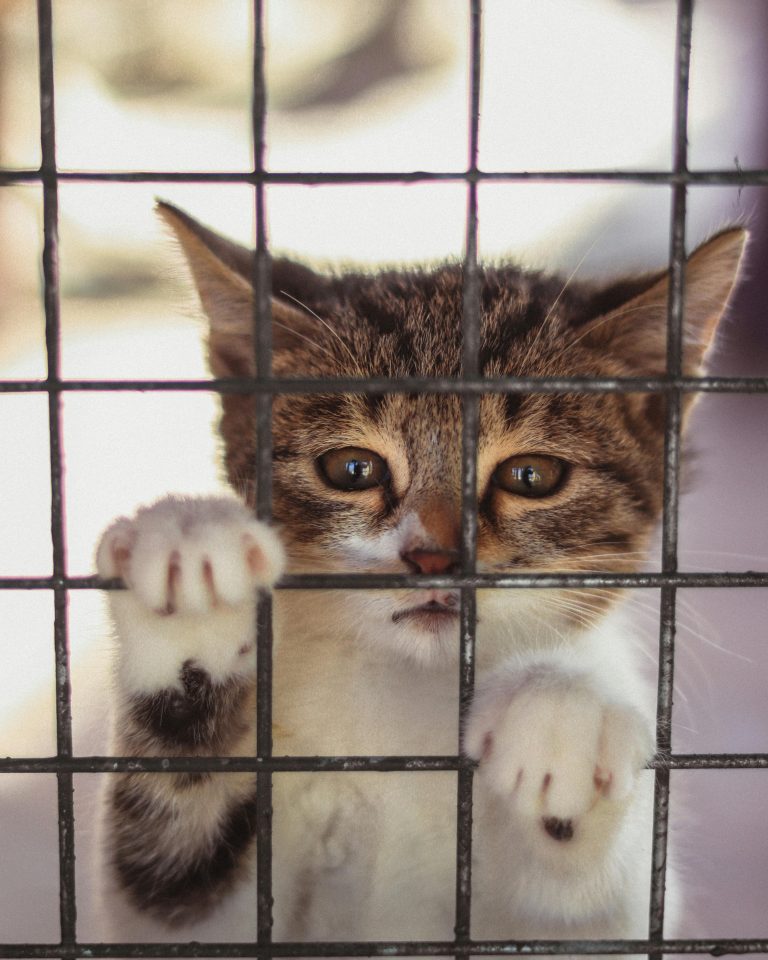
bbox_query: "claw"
[594,765,613,796]
[244,536,265,578]
[111,543,132,579]
[202,558,219,608]
[163,550,181,615]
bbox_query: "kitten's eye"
[318,447,389,491]
[493,454,566,498]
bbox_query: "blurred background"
[0,0,766,944]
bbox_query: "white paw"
[97,496,286,692]
[464,670,653,842]
[97,495,285,616]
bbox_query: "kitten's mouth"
[391,594,460,629]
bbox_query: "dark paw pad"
[543,816,574,842]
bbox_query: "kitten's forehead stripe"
[271,263,670,392]
[501,393,524,425]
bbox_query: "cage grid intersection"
[1,0,767,957]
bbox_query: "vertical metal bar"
[37,0,76,951]
[648,0,693,951]
[251,0,275,947]
[455,0,482,948]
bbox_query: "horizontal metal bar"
[668,753,768,769]
[2,570,766,591]
[3,167,768,186]
[275,571,768,589]
[0,938,765,958]
[0,755,460,774]
[1,753,766,775]
[1,375,767,396]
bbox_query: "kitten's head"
[159,202,745,666]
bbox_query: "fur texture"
[95,204,745,944]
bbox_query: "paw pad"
[543,816,574,842]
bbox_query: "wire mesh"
[0,0,767,957]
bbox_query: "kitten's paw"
[97,495,285,615]
[97,496,285,690]
[464,671,653,843]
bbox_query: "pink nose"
[401,549,460,575]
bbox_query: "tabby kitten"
[95,202,745,942]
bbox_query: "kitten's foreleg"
[97,495,284,927]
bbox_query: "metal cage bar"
[1,937,768,960]
[1,752,767,776]
[4,570,768,590]
[36,0,77,951]
[0,0,766,958]
[250,0,276,946]
[2,374,768,395]
[648,0,693,947]
[3,169,768,186]
[454,1,483,946]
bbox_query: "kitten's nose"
[401,548,461,575]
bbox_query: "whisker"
[548,301,659,368]
[615,590,753,665]
[271,318,343,365]
[534,593,606,629]
[279,290,364,376]
[519,235,603,371]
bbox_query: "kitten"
[95,202,745,943]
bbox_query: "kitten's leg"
[96,495,284,928]
[464,652,655,936]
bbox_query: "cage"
[0,0,767,956]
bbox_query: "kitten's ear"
[583,228,747,375]
[156,201,314,376]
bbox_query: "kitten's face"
[262,270,666,665]
[157,203,745,667]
